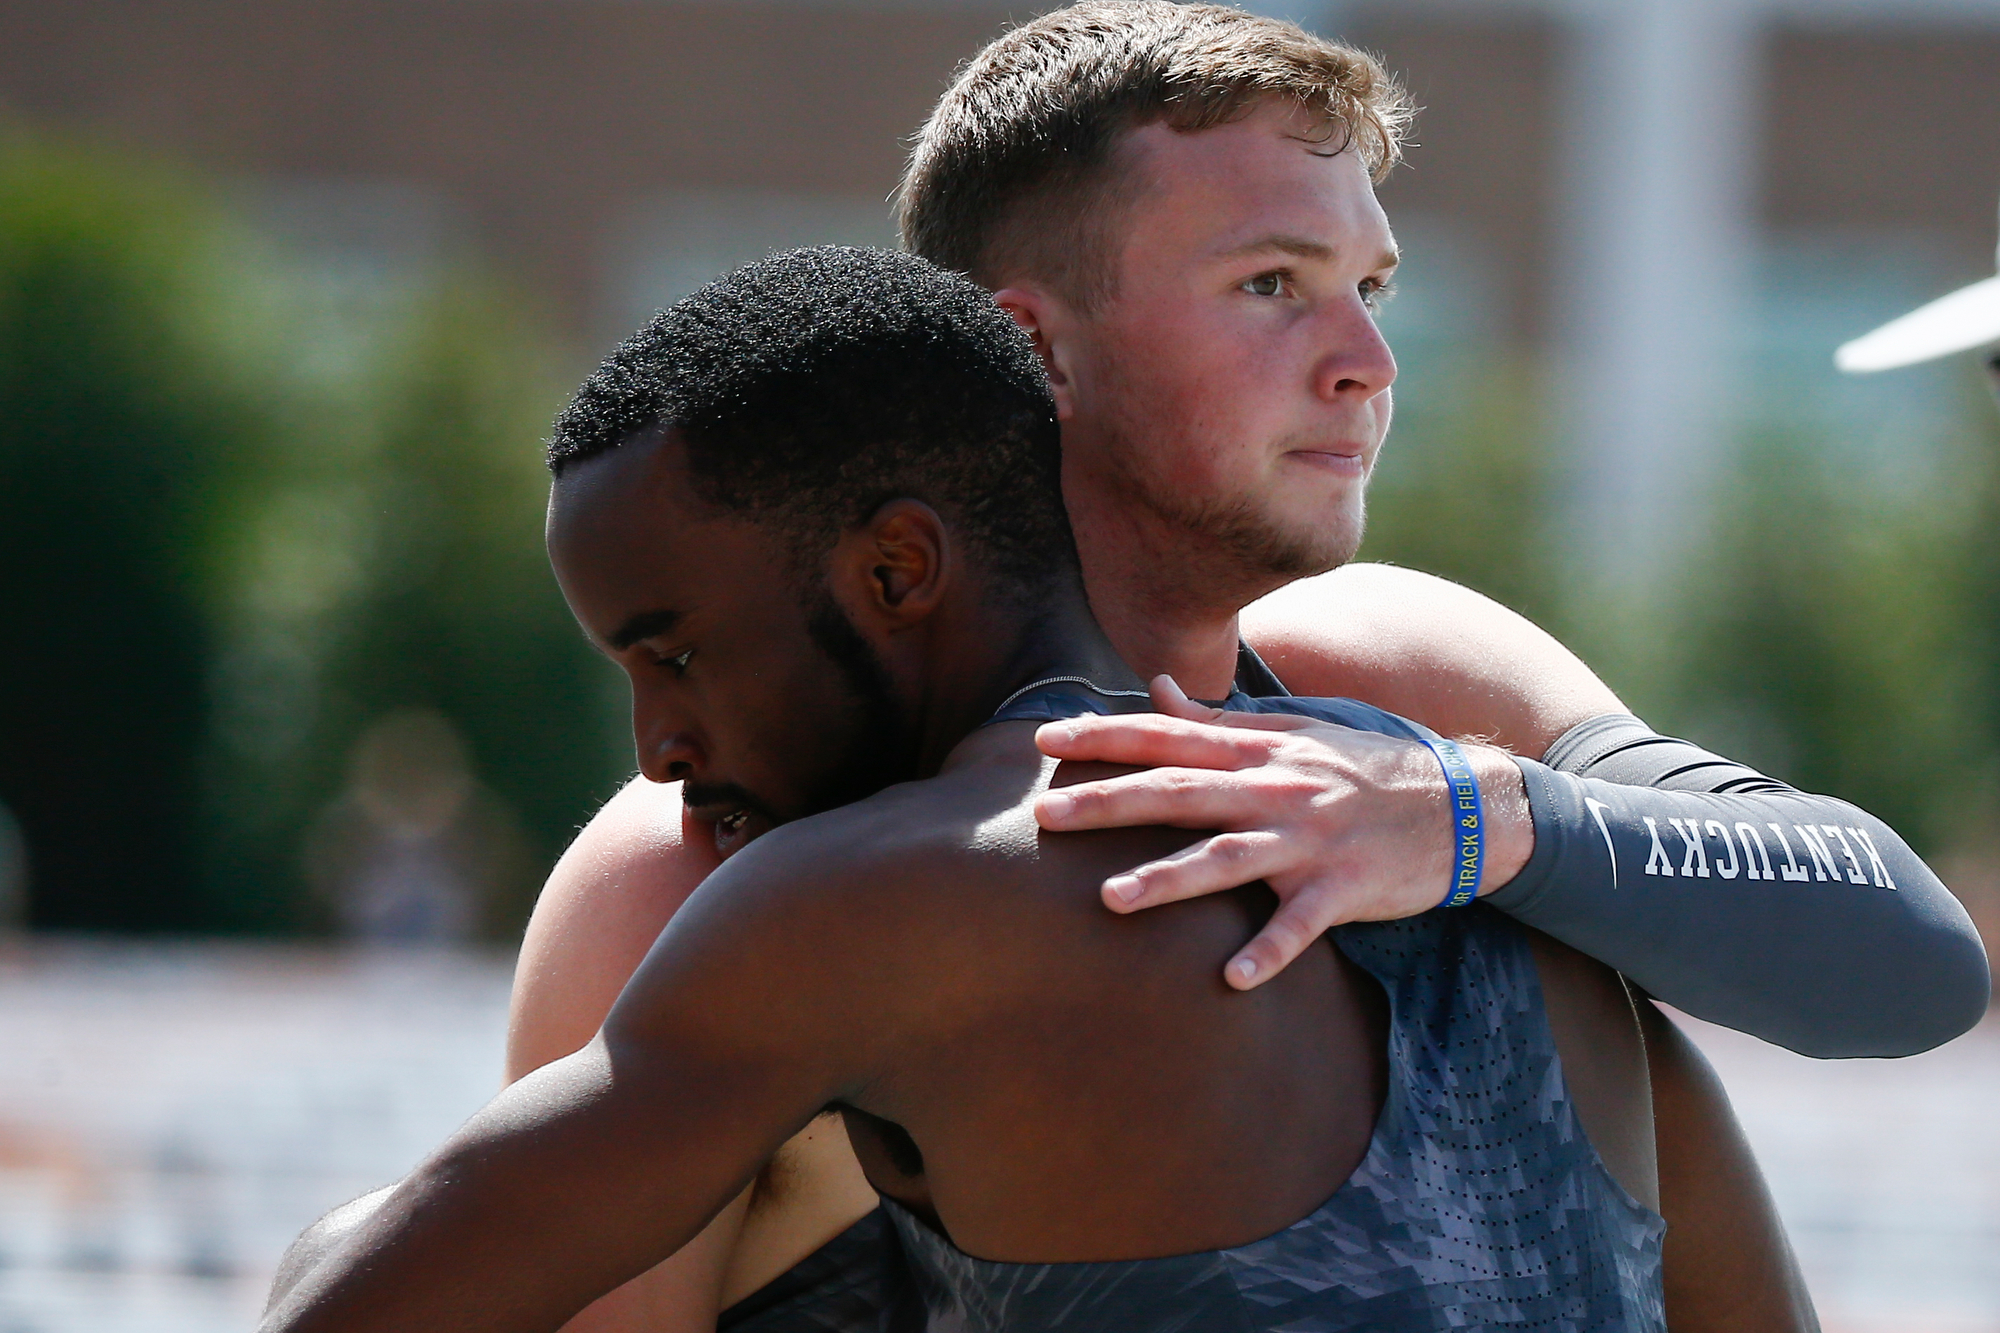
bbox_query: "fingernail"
[1106,875,1142,904]
[1230,957,1258,985]
[1041,791,1073,820]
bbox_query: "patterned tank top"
[877,682,1667,1332]
[718,1205,922,1333]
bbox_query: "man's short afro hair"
[548,246,1074,598]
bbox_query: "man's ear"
[993,284,1078,422]
[832,498,951,631]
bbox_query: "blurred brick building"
[3,0,1999,561]
[0,3,1991,325]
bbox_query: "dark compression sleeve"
[1486,712,1990,1058]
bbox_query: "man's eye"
[657,648,693,676]
[1241,271,1292,298]
[1360,277,1397,311]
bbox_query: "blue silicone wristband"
[1424,737,1484,907]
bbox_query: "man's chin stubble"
[1142,481,1362,590]
[1095,413,1362,590]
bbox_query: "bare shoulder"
[672,777,1013,944]
[506,774,723,1081]
[628,765,1064,1028]
[1240,564,1625,758]
[599,776,1028,1100]
[512,779,885,1330]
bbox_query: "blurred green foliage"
[6,128,1997,938]
[1362,354,2000,858]
[0,139,246,931]
[0,134,626,936]
[1657,423,1997,852]
[1361,355,1564,634]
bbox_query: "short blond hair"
[898,1,1413,308]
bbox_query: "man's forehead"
[1119,108,1392,256]
[548,441,788,646]
[549,433,709,574]
[550,430,710,534]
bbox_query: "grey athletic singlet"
[718,1205,921,1333]
[877,682,1667,1333]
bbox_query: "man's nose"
[635,713,703,785]
[1311,298,1398,403]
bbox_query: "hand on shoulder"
[1033,677,1534,988]
[1022,567,1623,987]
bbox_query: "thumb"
[1151,674,1225,722]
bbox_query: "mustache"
[681,780,779,824]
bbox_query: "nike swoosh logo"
[1585,798,1618,891]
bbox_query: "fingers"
[1036,714,1269,770]
[1225,898,1331,991]
[1035,711,1304,771]
[1148,674,1222,721]
[1141,676,1317,734]
[1094,831,1348,991]
[1037,767,1270,832]
[1099,830,1289,908]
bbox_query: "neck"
[906,576,1140,778]
[1061,465,1279,701]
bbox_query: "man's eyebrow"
[1216,235,1400,271]
[607,608,680,652]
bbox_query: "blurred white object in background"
[1838,197,2000,373]
[1558,0,1760,575]
[0,939,510,1333]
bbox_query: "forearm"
[266,1186,396,1315]
[1490,714,1990,1057]
[1640,1002,1819,1332]
[559,1188,753,1333]
[503,781,745,1332]
[262,1045,762,1333]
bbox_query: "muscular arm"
[268,780,746,1330]
[1246,568,1828,1327]
[505,778,753,1331]
[1506,720,1988,1056]
[505,778,876,1331]
[265,831,887,1333]
[1245,564,1990,1056]
[1241,564,1625,758]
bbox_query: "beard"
[1097,419,1366,584]
[793,590,918,816]
[1086,345,1367,587]
[1135,478,1363,582]
[681,593,915,840]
